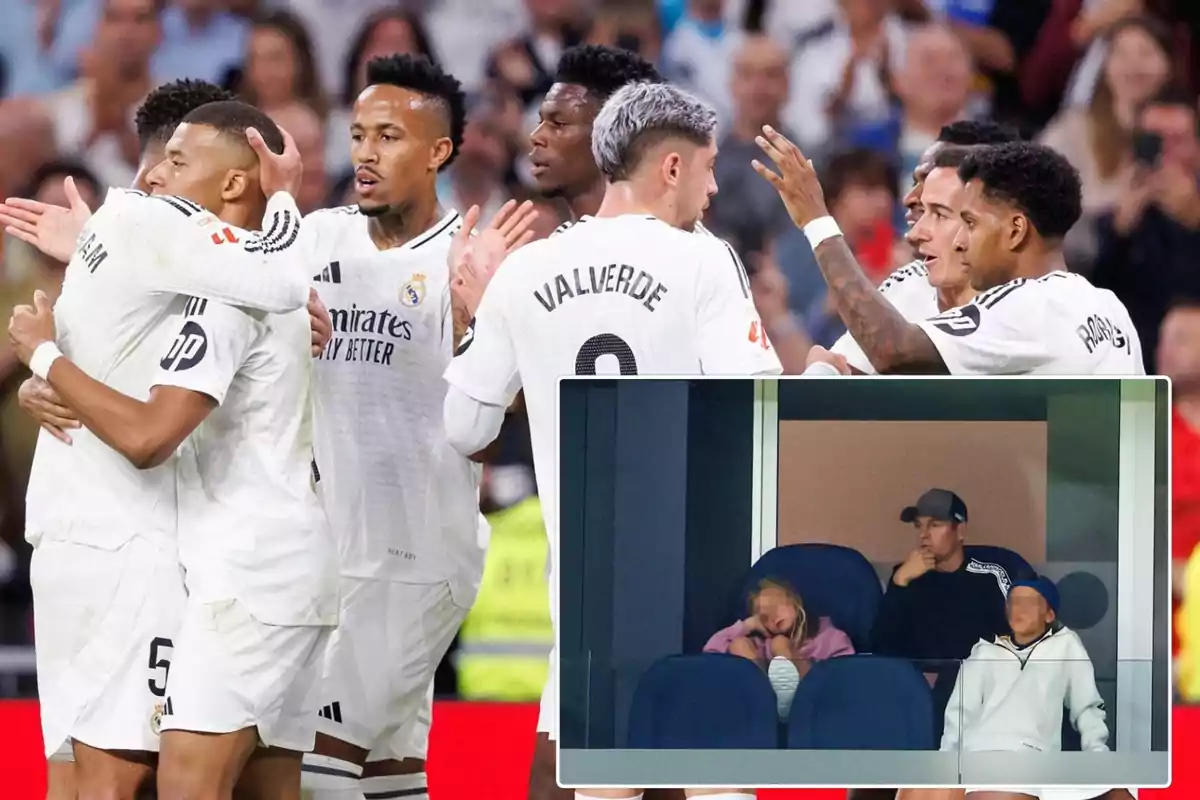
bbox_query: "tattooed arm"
[750,125,948,373]
[812,237,948,373]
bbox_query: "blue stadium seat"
[737,544,882,652]
[626,654,780,749]
[786,655,935,750]
[964,544,1035,586]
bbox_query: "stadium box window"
[558,377,1169,789]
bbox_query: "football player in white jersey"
[298,54,535,800]
[2,102,309,800]
[8,102,333,800]
[755,133,1143,376]
[0,77,236,800]
[443,82,780,800]
[822,123,1019,375]
[528,45,663,223]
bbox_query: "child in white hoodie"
[939,576,1136,800]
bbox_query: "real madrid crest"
[151,702,165,735]
[401,273,427,307]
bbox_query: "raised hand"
[751,125,831,230]
[0,176,93,263]
[449,199,540,318]
[248,125,302,199]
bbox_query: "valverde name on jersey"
[924,272,1132,355]
[528,216,723,315]
[533,263,669,314]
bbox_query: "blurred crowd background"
[2,0,1200,706]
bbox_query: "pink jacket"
[704,616,856,662]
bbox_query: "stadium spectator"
[946,1,1056,133]
[783,0,909,156]
[282,0,398,97]
[869,489,1016,751]
[265,101,327,213]
[443,105,515,226]
[889,24,974,197]
[661,0,741,126]
[940,576,1109,757]
[1158,300,1200,654]
[587,0,664,64]
[704,33,796,259]
[152,0,249,87]
[1091,83,1200,373]
[871,489,1012,660]
[704,578,853,717]
[0,103,58,200]
[774,147,899,346]
[1040,16,1175,269]
[485,0,592,111]
[236,10,327,116]
[326,8,440,177]
[29,0,163,190]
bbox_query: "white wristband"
[803,216,843,250]
[29,342,62,380]
[803,361,843,377]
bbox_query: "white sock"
[300,754,365,800]
[362,773,427,800]
[575,794,644,800]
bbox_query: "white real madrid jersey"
[151,297,338,626]
[917,271,1145,375]
[443,214,782,612]
[26,188,306,551]
[304,206,486,599]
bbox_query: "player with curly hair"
[133,78,236,189]
[529,44,663,220]
[756,132,1144,376]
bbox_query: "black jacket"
[870,557,1012,663]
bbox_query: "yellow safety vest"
[457,496,553,702]
[1179,545,1200,701]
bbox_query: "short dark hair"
[554,44,662,103]
[20,159,103,203]
[181,100,286,155]
[823,148,898,206]
[957,142,1083,240]
[364,54,466,171]
[135,79,235,151]
[930,144,976,170]
[937,120,1020,146]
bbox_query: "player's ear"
[662,152,682,187]
[221,169,251,204]
[1008,212,1030,251]
[430,137,454,173]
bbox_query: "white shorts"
[311,578,467,761]
[32,535,186,757]
[159,597,330,752]
[537,647,558,740]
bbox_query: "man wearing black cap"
[871,489,1014,665]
